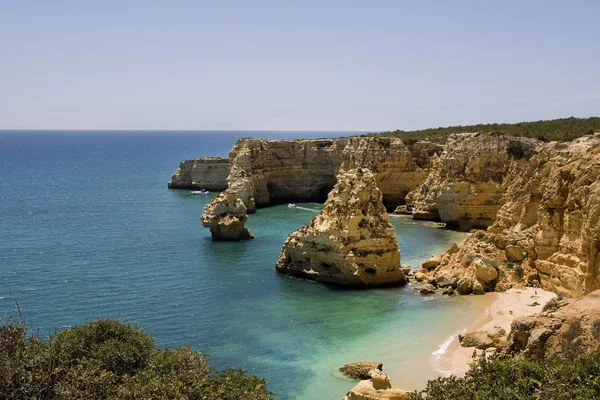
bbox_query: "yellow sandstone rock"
[275,169,406,287]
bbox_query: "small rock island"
[275,168,406,287]
[201,189,254,241]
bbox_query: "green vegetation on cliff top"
[371,116,600,143]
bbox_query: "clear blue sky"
[1,0,599,131]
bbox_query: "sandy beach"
[433,287,557,376]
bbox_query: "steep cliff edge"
[417,133,600,297]
[168,157,229,190]
[275,169,406,287]
[488,133,600,297]
[406,133,540,230]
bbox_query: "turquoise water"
[0,131,479,399]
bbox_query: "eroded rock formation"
[504,289,600,359]
[275,169,406,287]
[406,133,540,230]
[168,157,229,190]
[339,137,429,209]
[340,362,383,380]
[489,134,600,297]
[201,190,253,241]
[227,138,347,211]
[171,136,441,211]
[343,370,411,400]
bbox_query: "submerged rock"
[275,169,406,287]
[415,283,436,295]
[201,190,254,241]
[340,362,383,380]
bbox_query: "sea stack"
[275,168,406,287]
[201,189,254,241]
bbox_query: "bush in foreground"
[411,351,600,400]
[0,319,272,400]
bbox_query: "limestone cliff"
[488,133,600,297]
[406,133,540,230]
[504,289,600,359]
[275,169,406,287]
[227,138,348,211]
[415,133,600,297]
[173,136,440,211]
[339,137,428,209]
[168,157,229,190]
[201,190,253,241]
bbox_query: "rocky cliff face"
[488,133,600,297]
[275,169,406,287]
[168,157,229,190]
[201,190,253,241]
[504,289,600,359]
[415,133,600,297]
[339,137,429,209]
[227,138,348,211]
[406,133,540,230]
[172,136,440,211]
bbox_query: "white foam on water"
[429,331,464,377]
[290,206,319,213]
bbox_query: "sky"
[1,0,599,131]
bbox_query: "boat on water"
[288,203,297,208]
[191,189,210,195]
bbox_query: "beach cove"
[0,131,555,399]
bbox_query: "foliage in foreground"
[0,319,272,400]
[371,116,600,143]
[411,351,600,400]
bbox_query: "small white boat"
[191,189,210,195]
[288,203,297,208]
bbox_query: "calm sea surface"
[0,131,485,399]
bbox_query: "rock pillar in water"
[275,168,405,287]
[201,189,254,241]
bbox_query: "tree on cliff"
[0,319,272,400]
[374,116,600,143]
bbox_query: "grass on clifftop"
[0,319,272,400]
[410,351,600,400]
[370,116,600,143]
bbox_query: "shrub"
[513,265,525,279]
[411,351,600,399]
[0,320,273,400]
[507,140,527,159]
[542,297,560,312]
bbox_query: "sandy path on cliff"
[434,287,557,376]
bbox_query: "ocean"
[0,131,488,399]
